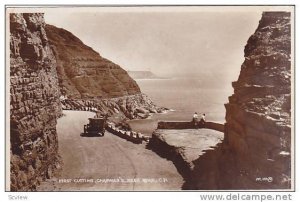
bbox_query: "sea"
[128,77,233,136]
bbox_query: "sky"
[42,6,291,89]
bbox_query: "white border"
[1,0,299,202]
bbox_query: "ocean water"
[128,78,233,136]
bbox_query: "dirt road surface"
[38,110,183,191]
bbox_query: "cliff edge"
[189,11,292,190]
[45,24,140,99]
[9,13,166,191]
[224,11,291,189]
[10,13,62,191]
[45,24,166,119]
[148,12,292,190]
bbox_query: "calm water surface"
[128,78,233,135]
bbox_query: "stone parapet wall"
[157,121,224,132]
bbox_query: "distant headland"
[127,70,167,80]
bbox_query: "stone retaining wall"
[157,121,224,132]
[106,123,149,144]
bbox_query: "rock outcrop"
[148,12,292,190]
[45,24,140,99]
[45,24,165,118]
[190,12,291,190]
[9,13,165,192]
[223,11,291,189]
[10,13,62,191]
[148,129,224,190]
[61,93,168,119]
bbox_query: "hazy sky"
[44,6,294,94]
[44,7,264,80]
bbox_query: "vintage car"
[83,118,106,136]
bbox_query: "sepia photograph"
[6,5,294,192]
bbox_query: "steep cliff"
[45,24,141,99]
[10,13,62,191]
[9,12,163,192]
[45,24,166,118]
[187,12,292,190]
[224,11,291,189]
[148,12,292,190]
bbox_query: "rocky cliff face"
[188,12,292,190]
[61,93,168,119]
[10,13,62,191]
[148,12,292,190]
[45,24,141,99]
[9,13,164,191]
[224,11,291,189]
[45,24,165,118]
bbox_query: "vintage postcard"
[6,6,294,191]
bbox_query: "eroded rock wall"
[61,93,167,119]
[44,24,164,119]
[10,13,62,191]
[224,11,291,189]
[188,11,292,190]
[45,24,141,99]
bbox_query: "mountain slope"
[45,24,141,99]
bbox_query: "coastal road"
[38,110,183,191]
